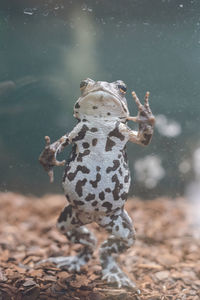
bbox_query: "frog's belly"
[62,158,130,213]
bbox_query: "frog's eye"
[118,85,127,94]
[80,80,88,89]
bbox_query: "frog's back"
[62,120,131,214]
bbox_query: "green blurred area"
[0,0,200,198]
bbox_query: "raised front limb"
[39,122,87,182]
[39,135,69,182]
[127,91,155,146]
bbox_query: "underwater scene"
[1,0,200,199]
[0,1,200,299]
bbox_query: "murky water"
[1,1,200,198]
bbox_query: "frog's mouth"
[82,88,123,104]
[78,90,129,116]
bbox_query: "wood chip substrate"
[0,192,199,300]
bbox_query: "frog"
[39,78,155,289]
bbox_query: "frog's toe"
[102,267,137,289]
[37,255,86,272]
[56,256,85,272]
[102,272,122,287]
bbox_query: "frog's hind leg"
[98,209,137,289]
[40,205,97,272]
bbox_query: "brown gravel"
[0,192,199,300]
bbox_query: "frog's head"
[74,78,130,121]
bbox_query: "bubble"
[134,155,165,189]
[155,114,182,137]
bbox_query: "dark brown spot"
[75,178,87,197]
[121,192,128,200]
[85,193,95,201]
[108,122,125,141]
[92,201,98,206]
[118,167,123,176]
[67,165,90,181]
[82,142,90,148]
[96,166,101,171]
[72,125,89,142]
[75,102,80,109]
[92,138,98,146]
[63,145,77,182]
[90,127,98,132]
[74,200,85,206]
[70,144,77,161]
[124,174,130,183]
[63,165,71,182]
[112,174,121,201]
[102,202,113,212]
[61,137,70,148]
[93,106,98,109]
[110,214,119,220]
[120,146,128,163]
[105,188,111,193]
[105,137,116,151]
[77,149,90,162]
[82,118,87,122]
[115,225,119,231]
[90,173,101,188]
[106,160,120,173]
[58,205,72,223]
[99,191,105,200]
[122,221,129,229]
[107,112,111,115]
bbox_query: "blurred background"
[0,0,200,199]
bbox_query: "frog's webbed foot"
[38,254,88,272]
[39,136,66,182]
[127,91,155,126]
[102,260,137,290]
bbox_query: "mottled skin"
[39,78,155,289]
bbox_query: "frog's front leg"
[39,135,68,182]
[38,205,97,271]
[127,91,155,146]
[39,122,88,182]
[98,210,138,290]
